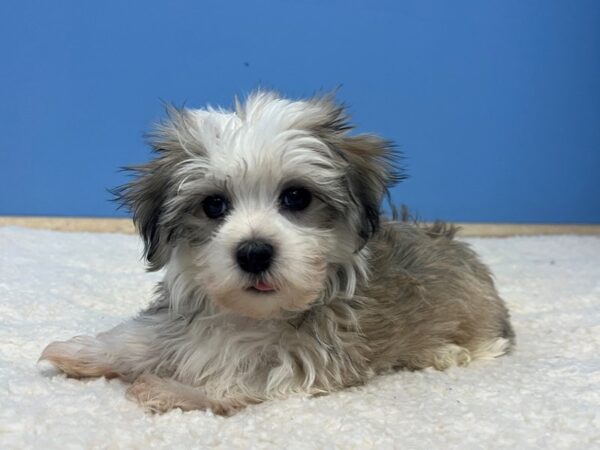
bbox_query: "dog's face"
[117,92,401,319]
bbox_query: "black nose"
[236,240,274,274]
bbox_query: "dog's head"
[117,91,402,318]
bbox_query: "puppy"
[40,91,514,415]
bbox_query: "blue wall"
[1,1,599,223]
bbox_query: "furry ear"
[114,105,204,271]
[336,134,404,245]
[308,95,404,246]
[114,156,175,271]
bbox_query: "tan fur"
[40,336,119,379]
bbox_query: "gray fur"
[41,91,514,415]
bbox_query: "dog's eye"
[280,187,312,211]
[202,195,229,219]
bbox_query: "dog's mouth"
[247,280,277,294]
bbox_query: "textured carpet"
[1,227,599,449]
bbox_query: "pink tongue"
[254,280,275,292]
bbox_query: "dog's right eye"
[202,195,229,219]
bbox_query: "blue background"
[1,0,599,223]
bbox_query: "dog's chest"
[168,314,286,387]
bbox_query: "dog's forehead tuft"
[189,92,341,153]
[186,95,344,195]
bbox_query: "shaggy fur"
[40,91,514,415]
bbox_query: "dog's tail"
[389,204,459,239]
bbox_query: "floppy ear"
[114,156,175,271]
[114,106,204,271]
[307,95,404,245]
[337,134,404,244]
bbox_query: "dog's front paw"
[127,374,249,416]
[39,336,117,379]
[127,374,182,413]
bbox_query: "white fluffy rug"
[1,227,599,449]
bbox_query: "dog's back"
[353,220,515,372]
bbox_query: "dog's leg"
[39,334,119,378]
[40,305,174,380]
[126,374,259,416]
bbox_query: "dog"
[40,91,514,415]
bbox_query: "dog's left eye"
[202,195,229,219]
[280,187,312,211]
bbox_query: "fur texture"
[40,91,514,415]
